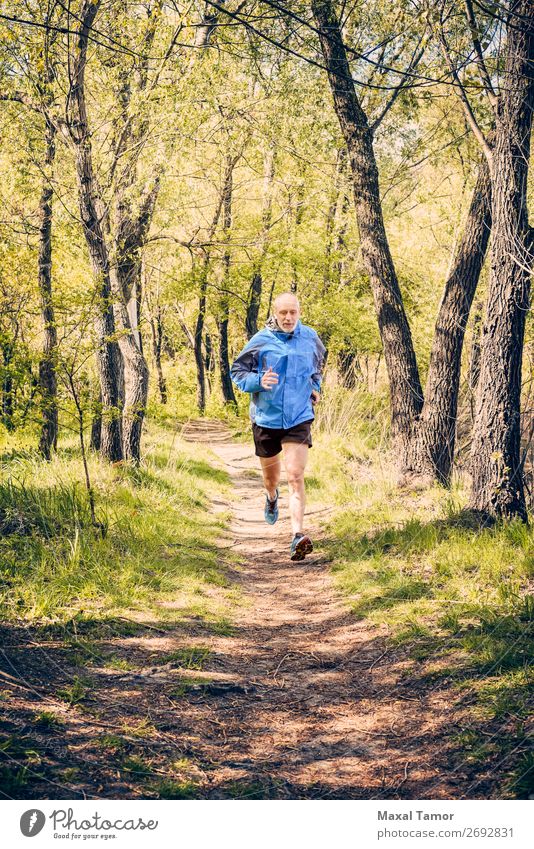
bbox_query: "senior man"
[230,292,326,561]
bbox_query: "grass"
[209,376,533,792]
[0,420,236,624]
[0,418,240,799]
[309,380,534,799]
[95,734,129,753]
[120,755,152,778]
[0,735,45,797]
[151,778,200,799]
[152,646,211,669]
[3,380,531,800]
[56,675,93,706]
[119,719,158,739]
[32,711,64,730]
[167,675,213,698]
[221,779,283,799]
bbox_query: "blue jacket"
[230,320,326,429]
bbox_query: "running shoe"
[290,533,313,561]
[264,489,279,524]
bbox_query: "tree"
[218,151,239,407]
[67,0,123,462]
[0,6,60,459]
[310,0,493,484]
[412,152,492,483]
[245,145,276,338]
[468,0,534,519]
[37,107,59,460]
[310,0,425,467]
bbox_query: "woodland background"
[0,0,532,800]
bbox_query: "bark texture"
[219,155,237,407]
[37,114,58,460]
[470,1,534,520]
[68,0,123,462]
[111,181,158,461]
[147,304,167,405]
[409,154,492,484]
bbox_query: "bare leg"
[259,453,281,500]
[282,442,308,535]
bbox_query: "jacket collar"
[265,317,302,338]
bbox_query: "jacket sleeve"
[230,335,264,394]
[311,333,326,393]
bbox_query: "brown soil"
[0,421,485,799]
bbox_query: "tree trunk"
[470,1,534,520]
[1,341,14,431]
[289,180,305,294]
[408,154,492,484]
[245,146,276,338]
[219,155,237,407]
[205,332,214,393]
[312,0,423,467]
[148,306,167,405]
[111,266,149,463]
[68,0,122,463]
[112,181,158,461]
[338,348,361,388]
[193,175,228,413]
[194,265,208,414]
[468,300,483,422]
[265,279,276,322]
[90,388,102,451]
[468,300,483,393]
[37,115,58,460]
[323,146,347,292]
[107,0,227,430]
[218,296,236,406]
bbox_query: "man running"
[230,292,326,561]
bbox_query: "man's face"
[274,296,300,332]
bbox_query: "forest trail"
[1,421,475,800]
[170,420,463,799]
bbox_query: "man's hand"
[311,389,320,406]
[261,366,279,390]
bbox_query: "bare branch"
[0,91,40,111]
[371,39,426,132]
[464,0,498,107]
[437,19,493,164]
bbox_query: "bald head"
[273,292,301,332]
[273,292,300,311]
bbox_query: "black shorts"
[252,419,313,458]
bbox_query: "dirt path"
[169,420,462,799]
[1,421,473,800]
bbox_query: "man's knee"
[286,467,305,488]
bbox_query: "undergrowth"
[310,381,534,799]
[0,420,235,624]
